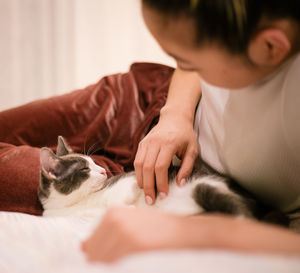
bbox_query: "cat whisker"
[86,141,102,156]
[107,171,124,174]
[83,135,89,155]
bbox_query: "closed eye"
[80,167,90,172]
[178,65,196,72]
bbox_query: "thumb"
[176,144,198,186]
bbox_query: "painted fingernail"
[179,178,186,187]
[159,192,167,200]
[145,195,153,205]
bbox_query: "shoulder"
[282,53,300,96]
[281,53,300,157]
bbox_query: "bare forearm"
[178,214,300,255]
[161,68,201,122]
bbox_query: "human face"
[142,6,276,89]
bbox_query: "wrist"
[160,104,195,124]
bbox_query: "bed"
[1,211,299,273]
[0,63,299,272]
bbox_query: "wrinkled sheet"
[0,211,299,273]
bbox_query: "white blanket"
[0,212,299,273]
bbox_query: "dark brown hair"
[143,0,300,54]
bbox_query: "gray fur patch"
[38,174,51,200]
[193,182,256,218]
[53,156,90,194]
[39,155,91,196]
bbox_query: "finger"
[142,146,160,205]
[155,146,176,197]
[134,141,147,189]
[177,143,198,186]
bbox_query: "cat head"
[38,136,107,209]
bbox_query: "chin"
[202,74,261,90]
[91,178,106,192]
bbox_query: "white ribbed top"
[194,54,300,213]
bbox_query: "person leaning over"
[82,0,300,262]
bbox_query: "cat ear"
[56,136,72,156]
[40,148,59,180]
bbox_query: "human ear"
[248,28,291,67]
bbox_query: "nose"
[100,169,106,176]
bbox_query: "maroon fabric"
[0,63,174,215]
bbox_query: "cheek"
[89,170,107,185]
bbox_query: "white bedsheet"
[0,211,299,273]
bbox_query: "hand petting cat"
[134,102,199,205]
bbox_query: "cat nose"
[100,169,106,176]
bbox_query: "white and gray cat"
[38,136,264,220]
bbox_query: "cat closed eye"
[80,168,90,172]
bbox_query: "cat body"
[39,137,258,219]
[41,171,200,217]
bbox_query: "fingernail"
[179,178,186,187]
[145,195,153,205]
[159,192,167,200]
